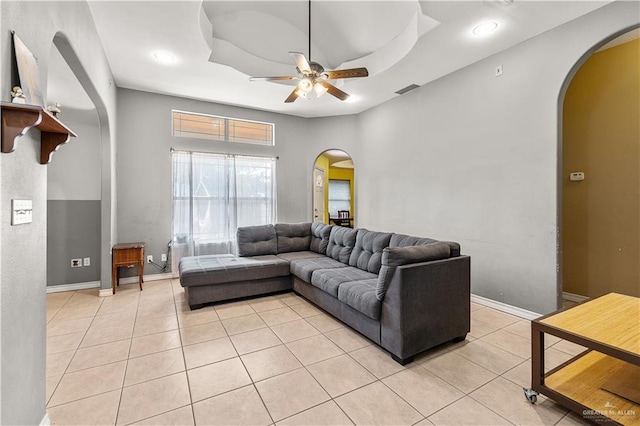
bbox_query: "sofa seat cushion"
[289,257,347,283]
[311,266,378,297]
[276,223,311,253]
[338,279,381,320]
[276,251,325,262]
[179,254,290,287]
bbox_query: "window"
[172,110,274,146]
[171,151,277,270]
[328,179,351,217]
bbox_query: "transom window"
[172,110,274,146]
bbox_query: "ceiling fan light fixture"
[248,0,368,103]
[314,83,328,97]
[298,77,314,94]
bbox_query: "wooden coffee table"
[525,293,639,425]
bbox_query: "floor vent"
[395,84,421,95]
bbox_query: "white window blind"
[171,151,277,273]
[328,179,351,217]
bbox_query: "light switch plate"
[11,199,33,225]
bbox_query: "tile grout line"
[47,290,108,408]
[113,288,144,426]
[47,285,574,426]
[224,307,277,425]
[174,279,201,426]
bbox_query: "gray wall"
[47,200,101,285]
[116,89,345,276]
[48,108,102,286]
[353,1,639,315]
[0,1,116,424]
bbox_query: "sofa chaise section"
[179,225,292,309]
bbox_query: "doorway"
[560,28,640,301]
[313,150,355,227]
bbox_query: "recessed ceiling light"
[153,51,176,65]
[472,21,499,37]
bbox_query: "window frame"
[328,178,352,217]
[172,109,275,146]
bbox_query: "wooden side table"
[112,242,145,294]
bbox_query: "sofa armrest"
[380,255,470,362]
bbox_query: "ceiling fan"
[249,0,369,103]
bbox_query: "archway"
[558,27,640,305]
[313,150,355,227]
[48,33,115,293]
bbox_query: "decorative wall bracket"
[1,102,76,164]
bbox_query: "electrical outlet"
[83,257,90,266]
[161,253,167,262]
[147,255,153,263]
[71,258,82,268]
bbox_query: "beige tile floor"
[46,279,591,425]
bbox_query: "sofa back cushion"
[326,226,358,264]
[276,223,311,253]
[237,224,277,257]
[390,233,461,257]
[375,242,451,301]
[310,223,332,254]
[348,229,392,274]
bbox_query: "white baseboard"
[471,294,542,321]
[40,413,51,426]
[46,281,100,293]
[98,288,113,297]
[562,291,589,303]
[117,273,173,285]
[48,274,174,296]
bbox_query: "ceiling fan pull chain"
[308,0,311,61]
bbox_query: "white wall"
[353,1,639,314]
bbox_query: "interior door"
[313,167,325,223]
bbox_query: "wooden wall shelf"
[1,102,77,164]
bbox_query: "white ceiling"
[85,0,612,118]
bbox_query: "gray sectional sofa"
[179,222,470,364]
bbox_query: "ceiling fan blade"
[284,87,299,103]
[249,76,297,81]
[317,80,349,101]
[289,51,311,73]
[325,67,369,80]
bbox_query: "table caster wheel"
[523,388,539,404]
